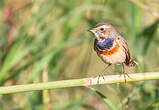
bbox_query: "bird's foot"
[97,72,105,84]
[119,72,131,83]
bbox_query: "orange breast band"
[97,42,120,55]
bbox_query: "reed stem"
[0,72,159,95]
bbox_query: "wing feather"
[117,36,131,65]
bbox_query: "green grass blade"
[89,87,120,110]
[146,98,159,110]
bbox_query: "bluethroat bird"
[88,22,137,82]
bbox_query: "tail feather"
[126,60,138,67]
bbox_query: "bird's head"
[88,22,113,42]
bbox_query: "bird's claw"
[97,73,105,83]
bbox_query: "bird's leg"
[121,63,131,83]
[97,64,111,83]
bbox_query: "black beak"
[88,29,93,33]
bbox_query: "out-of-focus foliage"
[0,0,159,110]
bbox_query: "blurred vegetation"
[0,0,159,110]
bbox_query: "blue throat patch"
[96,38,114,50]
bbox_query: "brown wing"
[117,36,131,65]
[118,35,138,67]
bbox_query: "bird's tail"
[126,59,138,67]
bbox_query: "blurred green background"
[0,0,159,110]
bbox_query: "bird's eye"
[100,28,104,31]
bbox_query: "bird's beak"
[88,29,94,33]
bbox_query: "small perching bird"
[88,22,137,81]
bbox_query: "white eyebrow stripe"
[99,25,110,29]
[105,25,111,28]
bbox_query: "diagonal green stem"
[0,72,159,95]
